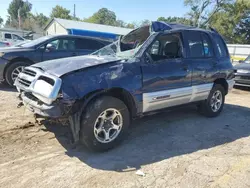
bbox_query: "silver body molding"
[143,79,235,113]
[143,83,213,113]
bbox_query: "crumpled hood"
[234,63,250,70]
[32,55,121,77]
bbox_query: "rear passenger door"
[184,30,217,86]
[76,38,104,56]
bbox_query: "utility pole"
[73,4,76,19]
[18,8,21,29]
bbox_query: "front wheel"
[79,96,130,152]
[199,84,225,117]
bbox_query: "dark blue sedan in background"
[0,35,111,86]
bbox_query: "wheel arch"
[79,87,138,119]
[3,57,33,79]
[214,78,228,95]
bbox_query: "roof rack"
[209,27,219,33]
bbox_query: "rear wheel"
[79,96,130,152]
[199,84,225,117]
[5,62,30,86]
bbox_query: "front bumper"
[14,66,75,118]
[234,73,250,87]
[227,79,235,91]
[20,92,75,118]
[21,92,63,117]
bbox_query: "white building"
[44,18,132,40]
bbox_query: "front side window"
[13,34,24,41]
[147,33,183,62]
[46,38,76,51]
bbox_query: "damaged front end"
[14,66,76,118]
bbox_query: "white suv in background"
[0,32,27,46]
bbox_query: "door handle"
[71,53,77,56]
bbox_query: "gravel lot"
[0,85,250,188]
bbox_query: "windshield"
[20,36,52,48]
[92,41,118,57]
[92,25,151,58]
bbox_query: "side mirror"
[46,44,54,52]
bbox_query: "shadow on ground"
[41,103,250,172]
[0,83,17,92]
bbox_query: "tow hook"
[17,102,24,108]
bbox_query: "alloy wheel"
[210,90,223,112]
[94,108,123,143]
[11,66,24,82]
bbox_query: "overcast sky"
[0,0,188,23]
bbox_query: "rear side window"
[213,35,228,57]
[187,31,204,58]
[76,39,103,50]
[4,33,11,39]
[187,31,214,58]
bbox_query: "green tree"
[184,0,231,27]
[6,0,32,27]
[84,8,117,26]
[72,17,81,21]
[50,5,72,19]
[116,19,126,27]
[31,13,49,27]
[140,19,151,26]
[126,23,135,29]
[157,16,192,25]
[209,0,250,44]
[0,17,3,27]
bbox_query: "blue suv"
[15,22,235,151]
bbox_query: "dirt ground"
[1,84,250,188]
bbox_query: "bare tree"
[184,0,232,27]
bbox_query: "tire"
[199,84,225,117]
[79,96,130,152]
[5,62,30,86]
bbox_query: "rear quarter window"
[4,33,12,39]
[213,34,229,58]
